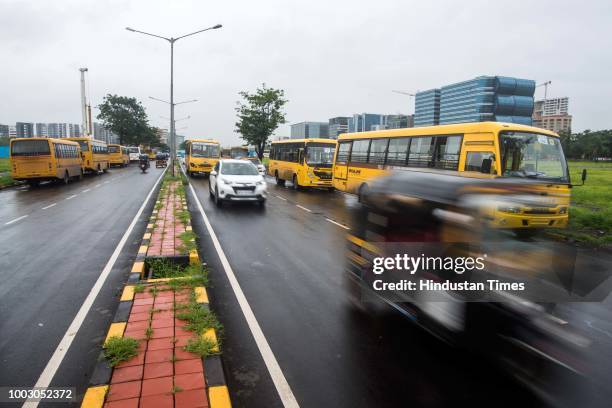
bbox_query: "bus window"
[465,152,495,173]
[336,141,351,164]
[407,137,434,167]
[368,139,388,165]
[11,140,51,156]
[433,136,462,170]
[386,137,410,166]
[350,139,370,163]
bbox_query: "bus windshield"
[128,147,140,154]
[11,140,51,156]
[108,146,120,153]
[499,131,568,182]
[76,141,89,152]
[192,143,220,158]
[306,144,335,167]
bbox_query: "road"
[0,165,164,405]
[189,175,580,408]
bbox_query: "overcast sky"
[1,0,611,145]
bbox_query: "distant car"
[209,159,267,207]
[243,157,266,176]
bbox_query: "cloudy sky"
[1,0,610,145]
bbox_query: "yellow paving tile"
[189,250,199,265]
[81,385,108,408]
[138,245,148,254]
[120,286,134,301]
[194,287,209,304]
[104,322,126,345]
[203,328,219,353]
[143,232,151,240]
[208,386,231,408]
[131,261,144,274]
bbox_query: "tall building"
[533,97,572,133]
[47,123,68,138]
[290,122,330,139]
[415,76,536,127]
[8,126,17,138]
[16,122,34,138]
[384,114,413,129]
[35,123,48,137]
[0,124,9,138]
[328,117,350,139]
[68,124,81,137]
[414,89,441,126]
[348,113,385,133]
[93,122,119,144]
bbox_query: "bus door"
[334,141,352,180]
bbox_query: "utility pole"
[79,68,89,137]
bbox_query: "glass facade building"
[290,122,330,139]
[348,113,384,133]
[414,76,536,127]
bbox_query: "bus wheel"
[275,172,285,186]
[103,165,108,173]
[78,169,84,181]
[28,180,40,188]
[358,183,369,203]
[327,187,335,192]
[63,171,69,185]
[292,175,300,191]
[97,164,101,175]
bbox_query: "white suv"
[209,159,267,207]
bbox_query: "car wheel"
[215,187,223,208]
[209,184,214,199]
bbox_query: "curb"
[82,172,231,408]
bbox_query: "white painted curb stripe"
[325,218,350,230]
[24,168,167,408]
[295,205,311,213]
[188,181,300,408]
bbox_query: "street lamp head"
[213,24,222,29]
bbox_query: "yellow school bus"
[333,122,570,230]
[10,138,83,186]
[67,137,110,174]
[268,138,337,190]
[185,139,221,176]
[108,144,130,167]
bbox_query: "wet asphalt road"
[0,165,164,405]
[187,175,547,408]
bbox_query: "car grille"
[232,185,255,193]
[524,208,556,214]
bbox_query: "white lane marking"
[325,218,350,230]
[25,168,167,408]
[296,204,312,213]
[5,215,28,225]
[94,184,101,188]
[103,181,110,184]
[275,195,287,201]
[188,181,300,408]
[65,194,77,200]
[82,188,91,193]
[42,203,57,210]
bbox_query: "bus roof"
[271,138,337,145]
[187,139,220,144]
[66,137,107,145]
[337,122,559,141]
[10,137,79,146]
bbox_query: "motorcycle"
[139,159,149,173]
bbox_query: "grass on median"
[0,158,10,173]
[0,174,13,188]
[563,161,612,245]
[103,336,139,367]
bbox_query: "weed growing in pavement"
[172,385,183,394]
[177,231,197,254]
[176,209,190,226]
[149,287,159,298]
[133,284,145,294]
[103,336,139,367]
[145,327,153,340]
[184,336,217,357]
[177,303,222,335]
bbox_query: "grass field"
[564,161,612,245]
[0,158,13,188]
[0,158,9,173]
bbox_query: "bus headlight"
[497,206,521,214]
[190,163,196,167]
[559,206,568,214]
[307,170,314,179]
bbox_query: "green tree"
[97,94,152,146]
[235,84,288,159]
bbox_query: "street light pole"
[126,24,222,175]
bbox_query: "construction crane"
[536,80,552,101]
[392,90,417,114]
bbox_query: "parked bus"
[230,146,249,159]
[333,121,571,230]
[269,138,337,190]
[185,139,221,176]
[128,146,141,161]
[108,144,130,167]
[67,137,109,174]
[10,138,83,186]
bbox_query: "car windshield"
[128,147,140,153]
[306,144,335,167]
[222,162,259,176]
[11,140,51,156]
[192,143,220,158]
[499,131,568,182]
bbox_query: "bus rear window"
[11,140,51,156]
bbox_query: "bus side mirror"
[481,158,492,174]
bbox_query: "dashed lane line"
[82,188,91,193]
[325,218,350,230]
[24,167,167,408]
[295,204,312,213]
[274,195,287,201]
[42,203,57,210]
[65,194,77,200]
[5,215,28,225]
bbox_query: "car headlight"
[220,178,232,185]
[256,181,264,186]
[497,206,521,214]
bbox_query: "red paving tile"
[111,365,143,384]
[116,351,145,368]
[143,361,174,379]
[126,321,149,331]
[174,389,208,408]
[153,311,174,320]
[175,336,195,348]
[134,299,154,306]
[174,326,192,337]
[147,337,174,351]
[123,329,147,341]
[131,305,153,314]
[105,397,140,408]
[151,318,174,329]
[106,381,141,401]
[151,327,174,339]
[174,348,200,361]
[139,393,173,408]
[174,372,205,391]
[145,348,174,364]
[141,376,173,396]
[174,359,203,375]
[129,313,150,323]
